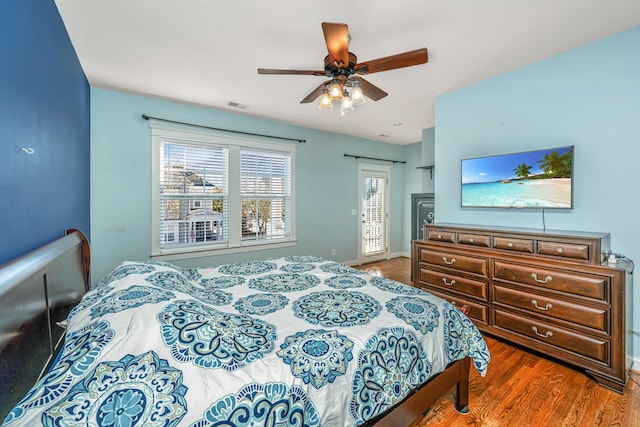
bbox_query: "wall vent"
[227,101,249,109]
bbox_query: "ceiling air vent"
[227,101,249,110]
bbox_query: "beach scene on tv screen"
[462,146,573,208]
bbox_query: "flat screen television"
[461,146,574,209]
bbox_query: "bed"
[1,231,490,426]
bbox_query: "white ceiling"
[54,0,640,145]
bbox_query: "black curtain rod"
[344,154,406,164]
[141,114,306,143]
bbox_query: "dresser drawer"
[426,230,456,243]
[458,233,491,248]
[423,288,489,325]
[493,236,534,253]
[537,241,590,262]
[493,284,608,332]
[419,248,488,276]
[494,261,608,301]
[419,268,488,300]
[494,310,608,363]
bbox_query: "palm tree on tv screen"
[514,163,533,179]
[537,149,572,178]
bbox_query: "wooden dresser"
[412,223,631,393]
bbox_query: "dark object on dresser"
[411,193,435,241]
[413,223,631,393]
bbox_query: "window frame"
[150,123,296,260]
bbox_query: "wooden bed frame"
[0,230,470,425]
[364,356,470,426]
[0,229,89,420]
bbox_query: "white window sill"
[150,240,298,262]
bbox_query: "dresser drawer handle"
[442,257,457,265]
[437,234,442,239]
[442,278,457,286]
[469,238,475,243]
[531,273,552,284]
[531,300,553,311]
[507,242,514,248]
[556,247,564,254]
[531,326,553,338]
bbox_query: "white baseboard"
[629,355,640,373]
[390,251,411,258]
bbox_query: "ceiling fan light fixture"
[350,79,365,105]
[329,80,344,101]
[318,89,333,110]
[340,92,354,115]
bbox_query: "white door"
[358,164,390,263]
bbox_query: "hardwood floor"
[355,257,640,427]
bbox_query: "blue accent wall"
[0,0,90,264]
[434,26,640,359]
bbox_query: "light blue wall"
[91,88,418,282]
[434,27,640,358]
[400,130,437,250]
[402,141,422,247]
[421,127,435,194]
[0,0,90,264]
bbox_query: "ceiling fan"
[257,22,428,113]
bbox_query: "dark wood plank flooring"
[355,257,640,427]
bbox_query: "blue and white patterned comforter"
[4,257,490,427]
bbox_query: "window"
[159,142,227,248]
[241,150,291,241]
[151,124,295,258]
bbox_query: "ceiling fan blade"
[355,48,428,75]
[322,22,349,68]
[300,80,331,104]
[357,78,388,101]
[258,68,325,76]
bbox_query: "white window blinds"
[363,176,386,254]
[159,141,228,249]
[240,149,292,241]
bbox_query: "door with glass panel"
[358,164,390,263]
